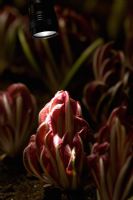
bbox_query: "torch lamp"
[28,0,58,38]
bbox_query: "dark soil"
[0,157,96,200]
[0,158,44,200]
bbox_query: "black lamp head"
[29,0,58,38]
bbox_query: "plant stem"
[42,39,59,78]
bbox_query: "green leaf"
[18,27,40,73]
[59,38,104,90]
